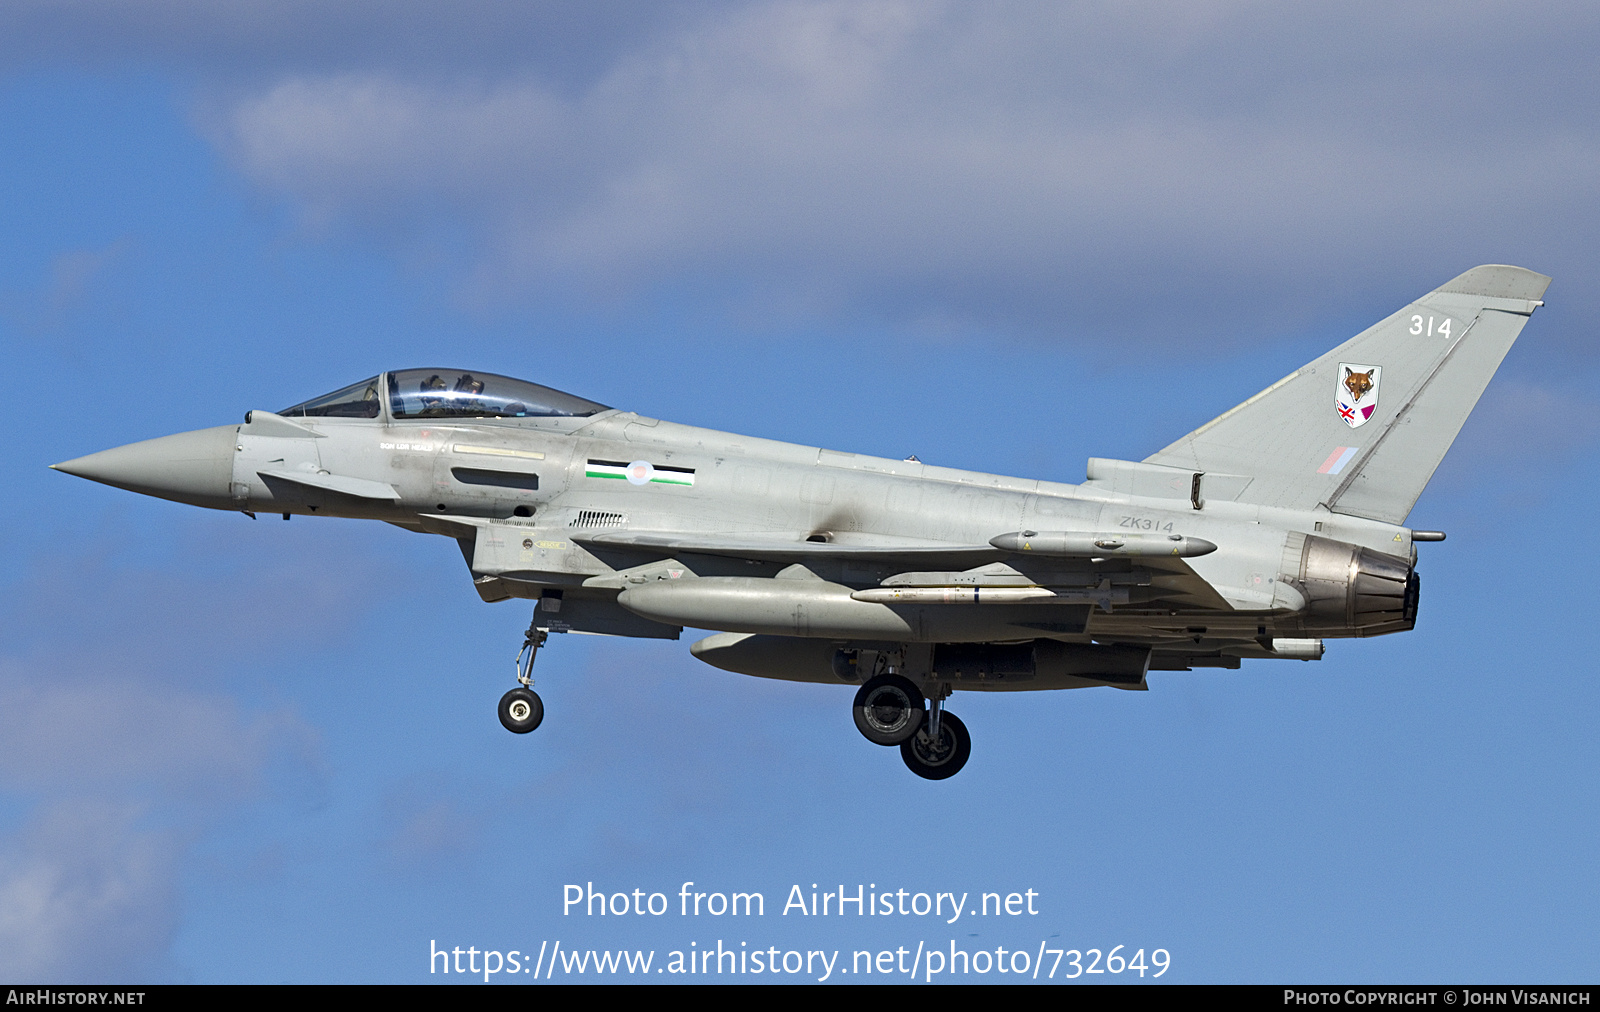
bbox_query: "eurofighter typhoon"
[52,266,1548,779]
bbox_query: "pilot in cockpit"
[453,373,487,416]
[419,373,448,415]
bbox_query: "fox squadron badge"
[1336,363,1382,428]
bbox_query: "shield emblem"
[1335,363,1381,429]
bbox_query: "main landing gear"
[498,621,547,734]
[852,673,924,745]
[851,669,971,780]
[902,708,970,781]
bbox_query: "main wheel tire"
[498,687,544,734]
[852,674,925,745]
[901,711,971,780]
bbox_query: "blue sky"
[2,2,1597,984]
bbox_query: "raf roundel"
[625,460,655,486]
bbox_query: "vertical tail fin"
[1145,265,1550,524]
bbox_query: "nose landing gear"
[499,620,547,734]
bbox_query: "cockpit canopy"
[279,370,609,420]
[280,375,384,418]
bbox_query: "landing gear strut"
[499,619,547,734]
[901,705,970,781]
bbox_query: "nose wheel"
[499,686,544,733]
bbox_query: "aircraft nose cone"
[52,425,238,509]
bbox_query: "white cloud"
[0,801,180,982]
[206,1,1600,338]
[0,662,318,980]
[1428,379,1600,501]
[6,1,1597,338]
[0,542,332,982]
[0,664,313,797]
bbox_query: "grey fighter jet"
[52,265,1549,779]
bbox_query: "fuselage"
[53,370,1421,676]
